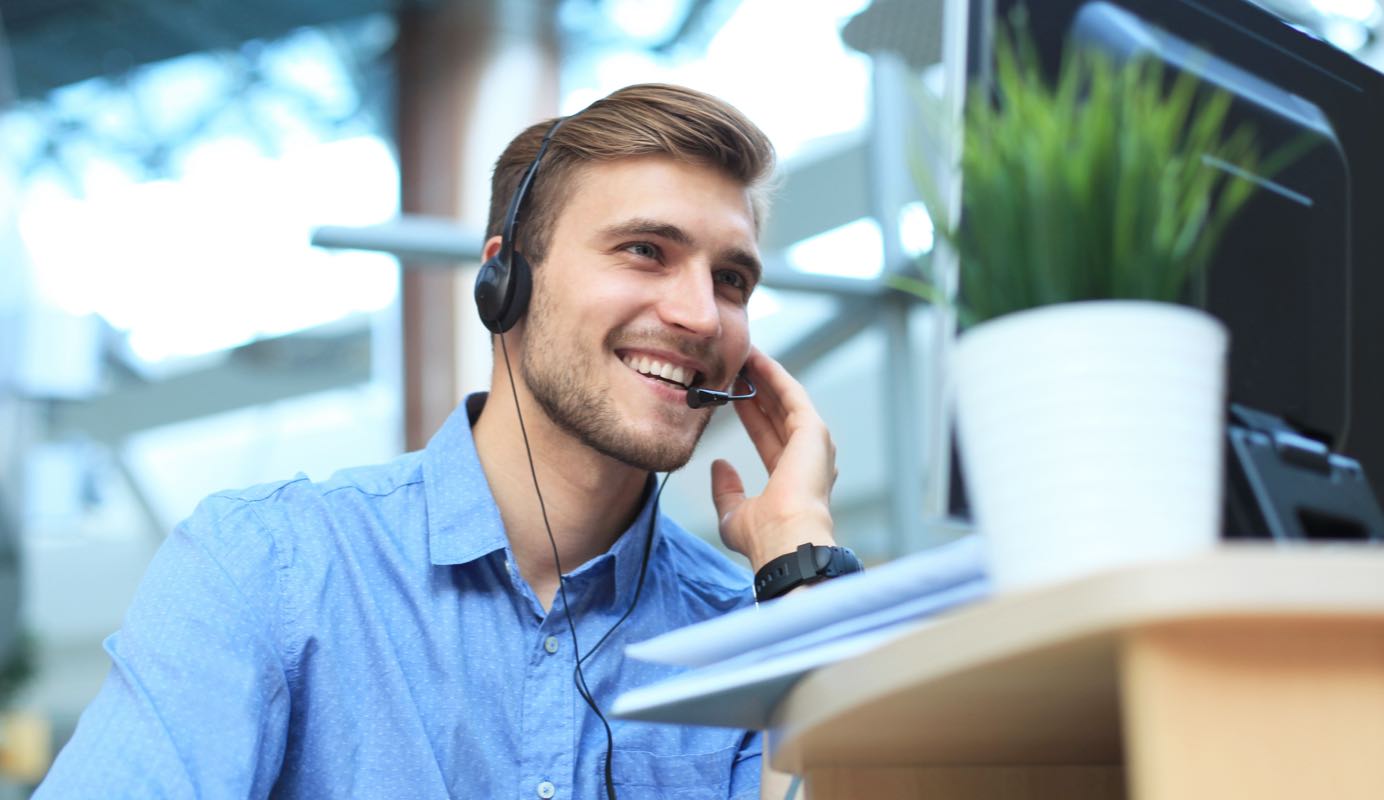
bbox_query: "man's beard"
[518,294,717,472]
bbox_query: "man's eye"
[714,270,748,291]
[625,242,660,260]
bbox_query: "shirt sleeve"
[730,729,763,800]
[34,496,293,799]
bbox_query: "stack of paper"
[613,535,989,730]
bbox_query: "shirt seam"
[181,503,294,684]
[320,476,423,500]
[205,484,305,687]
[241,502,302,687]
[209,475,307,505]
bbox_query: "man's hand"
[710,347,838,574]
[708,348,828,798]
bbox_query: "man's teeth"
[622,355,693,388]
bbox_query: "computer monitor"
[946,0,1384,532]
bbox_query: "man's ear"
[481,235,504,263]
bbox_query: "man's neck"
[472,387,650,612]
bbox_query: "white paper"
[612,537,990,730]
[626,535,986,668]
[612,621,921,729]
[707,578,988,671]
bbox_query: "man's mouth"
[620,354,703,390]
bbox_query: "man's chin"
[621,451,694,474]
[590,417,706,473]
[600,432,699,473]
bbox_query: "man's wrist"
[749,538,835,575]
[746,515,835,574]
[753,542,862,603]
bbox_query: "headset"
[473,118,564,334]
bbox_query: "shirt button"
[543,636,559,654]
[536,780,556,798]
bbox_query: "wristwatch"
[753,543,863,602]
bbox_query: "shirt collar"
[584,473,663,609]
[422,393,508,566]
[422,393,666,607]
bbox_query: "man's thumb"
[710,459,745,528]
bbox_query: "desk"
[769,547,1384,800]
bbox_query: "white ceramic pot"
[952,300,1228,591]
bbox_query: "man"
[37,83,846,799]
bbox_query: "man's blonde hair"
[486,83,776,267]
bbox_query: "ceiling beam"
[47,323,372,445]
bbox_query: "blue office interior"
[1,0,1382,792]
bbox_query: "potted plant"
[902,18,1274,590]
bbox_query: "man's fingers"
[753,397,788,444]
[744,348,817,438]
[744,349,834,474]
[744,389,787,445]
[710,459,747,530]
[733,394,784,473]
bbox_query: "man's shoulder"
[168,451,430,597]
[655,518,753,608]
[186,451,427,541]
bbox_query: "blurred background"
[0,0,1381,791]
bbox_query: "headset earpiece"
[475,248,532,334]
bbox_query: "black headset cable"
[499,331,671,800]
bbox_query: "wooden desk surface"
[769,545,1384,774]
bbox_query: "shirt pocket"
[607,744,740,799]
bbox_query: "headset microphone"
[685,372,757,409]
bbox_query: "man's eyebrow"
[599,217,763,284]
[598,218,695,247]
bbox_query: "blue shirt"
[38,394,761,799]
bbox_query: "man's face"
[518,155,759,472]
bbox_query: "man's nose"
[657,266,721,338]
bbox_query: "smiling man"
[36,84,850,800]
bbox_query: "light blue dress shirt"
[37,394,761,799]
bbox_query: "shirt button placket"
[536,780,557,798]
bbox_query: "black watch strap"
[753,544,863,602]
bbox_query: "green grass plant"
[901,18,1274,326]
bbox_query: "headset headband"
[499,116,567,266]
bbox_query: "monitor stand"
[1225,404,1384,542]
